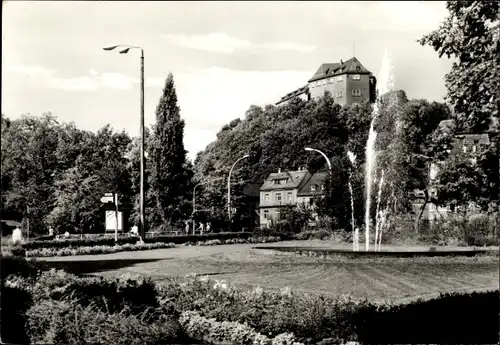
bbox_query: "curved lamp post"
[103,44,145,239]
[304,147,332,171]
[227,154,250,220]
[193,177,224,234]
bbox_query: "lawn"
[40,240,500,303]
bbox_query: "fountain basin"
[253,246,499,258]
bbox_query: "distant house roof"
[298,172,328,196]
[276,85,309,105]
[437,116,499,135]
[1,219,22,227]
[260,170,309,191]
[243,183,262,198]
[308,57,371,83]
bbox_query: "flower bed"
[22,231,254,250]
[25,236,282,258]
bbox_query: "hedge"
[22,231,254,250]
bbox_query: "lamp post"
[193,177,224,234]
[304,147,332,171]
[227,154,250,220]
[103,44,145,240]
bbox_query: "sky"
[2,1,452,161]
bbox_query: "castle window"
[337,76,344,82]
[352,89,361,97]
[352,74,361,80]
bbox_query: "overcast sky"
[2,1,452,160]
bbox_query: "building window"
[264,193,270,202]
[336,91,343,98]
[275,193,282,202]
[337,76,343,82]
[352,74,361,80]
[287,191,293,201]
[311,184,317,191]
[264,210,269,219]
[352,89,361,96]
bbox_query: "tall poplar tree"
[149,73,192,230]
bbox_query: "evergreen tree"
[149,73,193,230]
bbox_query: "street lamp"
[193,177,224,234]
[227,154,250,220]
[103,44,145,240]
[304,147,332,171]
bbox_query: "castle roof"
[308,57,371,82]
[276,85,309,105]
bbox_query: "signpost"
[101,193,121,242]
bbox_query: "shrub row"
[179,310,305,345]
[27,242,177,258]
[3,263,500,345]
[25,236,282,258]
[22,231,254,250]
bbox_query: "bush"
[26,299,188,345]
[353,290,500,344]
[180,310,304,345]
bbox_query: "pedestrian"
[130,225,139,237]
[12,227,23,245]
[48,227,54,236]
[199,222,204,235]
[354,227,360,252]
[64,231,70,238]
[206,222,211,233]
[185,220,190,235]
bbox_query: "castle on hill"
[276,57,377,106]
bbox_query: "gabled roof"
[260,170,310,191]
[297,172,328,196]
[308,57,371,82]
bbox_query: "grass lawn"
[40,240,500,303]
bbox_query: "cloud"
[162,33,315,54]
[170,66,311,157]
[5,63,161,91]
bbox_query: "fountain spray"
[364,48,395,251]
[347,151,357,251]
[374,170,385,251]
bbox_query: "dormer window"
[311,184,317,191]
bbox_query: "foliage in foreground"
[2,256,499,345]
